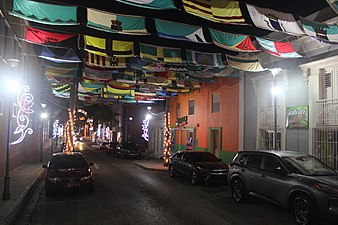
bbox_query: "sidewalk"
[131,158,168,172]
[0,152,50,225]
[0,151,167,225]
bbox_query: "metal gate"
[312,128,338,170]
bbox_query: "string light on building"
[163,112,171,166]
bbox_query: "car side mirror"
[275,167,287,176]
[88,162,94,167]
[42,164,47,169]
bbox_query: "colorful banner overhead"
[286,105,309,128]
[140,44,183,63]
[256,37,302,58]
[247,4,304,35]
[25,26,76,45]
[209,28,259,52]
[182,0,245,24]
[85,36,134,57]
[226,54,266,72]
[87,8,148,35]
[154,19,208,43]
[115,0,176,10]
[39,47,82,63]
[10,0,77,25]
[327,0,338,14]
[83,69,113,82]
[86,52,129,70]
[301,18,338,43]
[186,50,224,67]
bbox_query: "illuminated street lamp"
[2,60,20,200]
[270,68,282,150]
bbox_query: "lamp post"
[128,116,133,141]
[2,92,14,200]
[40,112,48,162]
[270,68,282,150]
[2,59,20,200]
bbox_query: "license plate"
[66,182,80,188]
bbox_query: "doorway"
[209,128,221,157]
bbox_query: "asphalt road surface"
[13,142,328,225]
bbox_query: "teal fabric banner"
[10,0,77,25]
[116,0,176,10]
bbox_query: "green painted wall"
[172,144,236,164]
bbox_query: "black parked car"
[116,142,142,159]
[228,150,338,225]
[168,151,229,185]
[42,152,95,196]
[100,141,118,155]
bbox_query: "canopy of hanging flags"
[115,0,176,10]
[226,55,266,72]
[209,28,259,52]
[10,0,77,25]
[246,4,305,36]
[140,44,183,63]
[182,0,246,24]
[301,18,338,43]
[186,50,224,67]
[256,37,302,58]
[154,19,208,43]
[87,8,149,35]
[85,36,134,57]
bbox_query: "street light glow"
[271,86,281,96]
[41,112,48,119]
[145,113,152,120]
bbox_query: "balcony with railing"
[315,99,338,126]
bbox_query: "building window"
[188,99,194,115]
[212,93,220,112]
[177,103,180,117]
[259,129,281,150]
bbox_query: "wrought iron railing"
[315,99,338,126]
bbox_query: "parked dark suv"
[228,150,338,225]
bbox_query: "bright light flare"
[41,112,48,119]
[145,113,152,120]
[271,86,281,96]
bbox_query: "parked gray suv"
[228,150,338,225]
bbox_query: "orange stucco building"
[168,77,239,163]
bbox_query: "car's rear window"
[50,155,88,169]
[189,152,219,162]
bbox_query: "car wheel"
[292,195,317,225]
[190,170,199,185]
[231,179,246,203]
[169,165,176,177]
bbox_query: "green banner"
[286,105,309,128]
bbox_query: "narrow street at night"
[12,141,319,225]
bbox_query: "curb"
[130,161,168,172]
[0,168,45,225]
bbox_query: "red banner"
[25,26,76,44]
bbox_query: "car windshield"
[283,155,336,176]
[50,155,88,169]
[189,152,219,162]
[123,143,138,150]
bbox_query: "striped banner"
[182,0,245,24]
[86,52,128,69]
